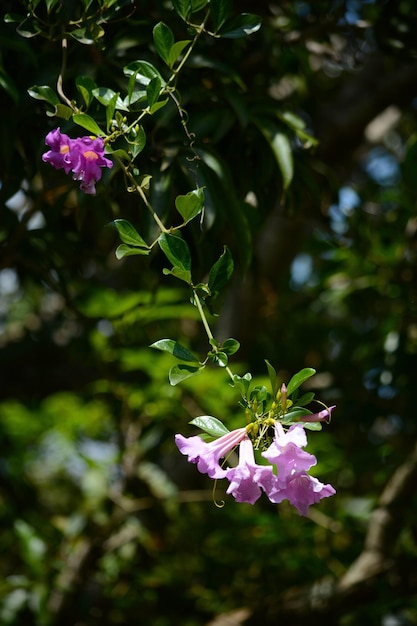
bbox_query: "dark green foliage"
[2,1,417,625]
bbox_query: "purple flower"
[175,426,247,479]
[268,473,336,516]
[42,128,74,174]
[70,136,113,195]
[263,422,336,515]
[42,128,113,194]
[225,437,276,504]
[262,423,317,486]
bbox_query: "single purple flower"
[225,437,277,504]
[42,128,74,174]
[70,136,113,195]
[269,473,336,516]
[175,426,247,479]
[262,423,316,486]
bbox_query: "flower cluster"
[175,408,336,515]
[42,128,113,194]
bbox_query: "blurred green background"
[1,1,417,624]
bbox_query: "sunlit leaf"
[189,415,230,437]
[27,85,60,106]
[72,113,106,137]
[150,339,199,362]
[169,364,202,385]
[175,188,205,223]
[286,368,316,396]
[115,244,150,259]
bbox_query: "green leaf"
[208,246,233,298]
[76,75,97,108]
[257,122,293,189]
[169,364,202,385]
[27,85,60,106]
[124,60,164,87]
[115,244,150,260]
[209,350,228,367]
[158,233,192,284]
[175,188,205,223]
[233,372,252,397]
[189,415,230,437]
[218,13,262,38]
[210,0,232,32]
[109,219,149,247]
[128,125,147,159]
[72,113,106,137]
[150,339,199,362]
[296,392,315,407]
[286,368,316,396]
[172,0,208,19]
[265,360,278,397]
[222,338,240,356]
[168,40,191,67]
[16,18,41,38]
[146,75,162,108]
[92,87,129,112]
[51,104,73,120]
[153,22,174,66]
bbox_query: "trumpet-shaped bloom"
[42,128,74,174]
[262,423,316,486]
[70,136,113,194]
[268,473,336,516]
[225,437,276,504]
[42,128,113,194]
[175,427,247,479]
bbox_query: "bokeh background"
[1,1,417,624]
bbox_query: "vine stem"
[57,37,77,111]
[123,166,168,234]
[193,289,235,384]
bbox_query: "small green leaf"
[76,75,97,108]
[159,233,192,284]
[128,126,147,159]
[168,40,191,67]
[258,122,293,189]
[210,351,228,367]
[218,13,262,38]
[210,0,232,32]
[150,339,199,362]
[222,338,240,356]
[286,368,316,396]
[208,246,233,298]
[265,359,278,396]
[169,364,202,385]
[115,244,150,260]
[233,372,252,397]
[189,415,230,437]
[146,76,162,108]
[27,85,60,106]
[153,22,174,66]
[175,188,205,223]
[109,219,149,247]
[72,113,106,137]
[49,103,73,120]
[296,392,315,407]
[124,60,164,87]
